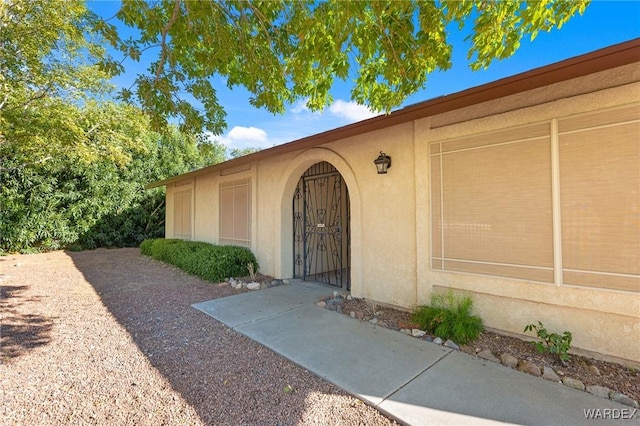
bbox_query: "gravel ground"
[1,248,396,426]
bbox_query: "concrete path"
[193,281,638,425]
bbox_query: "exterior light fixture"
[374,151,392,174]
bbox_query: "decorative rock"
[424,336,433,343]
[517,360,542,376]
[461,346,476,356]
[316,301,326,308]
[377,320,387,328]
[478,350,501,364]
[433,337,443,345]
[355,311,364,320]
[411,329,426,338]
[542,366,560,382]
[589,365,601,376]
[282,279,289,284]
[444,340,459,350]
[500,353,518,369]
[350,311,355,318]
[562,377,585,391]
[586,385,611,399]
[247,282,260,290]
[369,318,378,325]
[400,329,412,335]
[609,392,639,408]
[232,282,243,290]
[218,282,230,287]
[336,305,342,314]
[346,295,353,301]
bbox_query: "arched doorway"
[292,161,350,289]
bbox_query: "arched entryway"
[292,161,350,289]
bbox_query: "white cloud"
[290,98,311,114]
[215,126,269,150]
[329,100,378,122]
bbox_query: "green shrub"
[411,291,483,345]
[524,321,572,365]
[140,238,258,283]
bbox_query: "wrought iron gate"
[293,162,350,288]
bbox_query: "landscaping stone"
[517,360,542,376]
[461,346,476,356]
[355,311,364,320]
[542,366,560,382]
[218,282,230,287]
[609,392,639,408]
[433,337,443,345]
[478,350,500,364]
[424,336,433,342]
[444,340,459,350]
[562,377,585,391]
[500,353,518,369]
[586,385,611,399]
[589,365,601,376]
[247,282,260,290]
[350,311,355,318]
[316,301,326,308]
[369,318,378,325]
[400,329,411,336]
[411,329,426,338]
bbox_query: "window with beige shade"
[173,189,192,240]
[430,104,640,293]
[430,123,554,282]
[219,179,251,247]
[558,105,639,292]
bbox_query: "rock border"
[317,293,639,409]
[222,277,287,291]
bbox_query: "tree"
[0,0,115,170]
[94,0,590,135]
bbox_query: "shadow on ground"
[1,285,54,360]
[66,248,392,425]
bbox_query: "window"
[430,105,640,293]
[558,106,639,292]
[219,179,251,247]
[430,123,554,282]
[173,189,192,240]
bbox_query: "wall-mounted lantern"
[374,151,392,174]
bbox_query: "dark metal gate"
[293,162,350,288]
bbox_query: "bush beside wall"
[140,238,258,283]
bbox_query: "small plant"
[411,291,483,345]
[524,321,572,365]
[247,262,257,281]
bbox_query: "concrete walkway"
[193,280,637,425]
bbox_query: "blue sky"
[89,1,640,151]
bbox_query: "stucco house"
[147,39,640,366]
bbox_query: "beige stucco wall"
[165,64,640,365]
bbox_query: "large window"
[558,106,639,292]
[431,104,639,293]
[430,123,554,282]
[219,179,251,247]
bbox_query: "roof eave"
[146,38,640,189]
